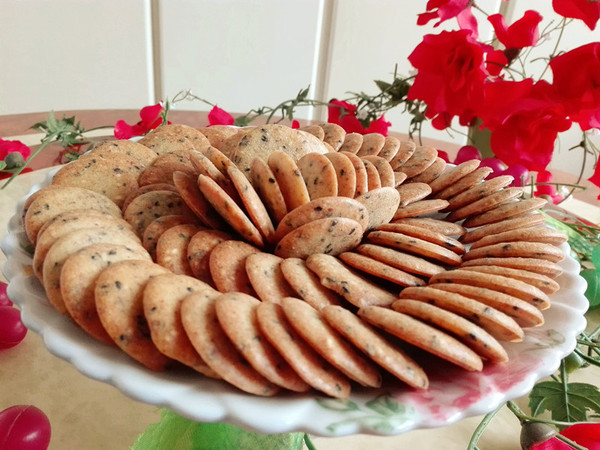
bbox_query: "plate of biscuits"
[1,123,589,436]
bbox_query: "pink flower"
[114,103,167,139]
[0,138,31,180]
[531,423,600,449]
[407,30,490,130]
[552,0,600,30]
[488,10,543,50]
[417,0,479,37]
[208,105,235,126]
[0,138,31,161]
[327,100,391,136]
[550,43,600,131]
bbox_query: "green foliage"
[529,381,600,424]
[30,111,89,148]
[581,268,600,310]
[131,409,304,450]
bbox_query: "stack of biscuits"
[21,123,567,398]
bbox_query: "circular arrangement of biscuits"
[22,123,568,398]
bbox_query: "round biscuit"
[25,185,121,244]
[321,305,428,389]
[142,273,220,377]
[95,260,172,371]
[359,305,483,372]
[256,301,351,398]
[215,292,309,392]
[245,253,296,303]
[281,297,382,387]
[274,217,363,259]
[181,292,279,395]
[273,196,370,242]
[391,299,508,364]
[280,258,343,310]
[305,253,397,308]
[323,151,357,197]
[61,243,152,344]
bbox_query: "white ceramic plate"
[1,169,589,437]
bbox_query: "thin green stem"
[538,18,567,80]
[554,434,588,450]
[467,402,505,449]
[560,360,571,420]
[303,433,317,450]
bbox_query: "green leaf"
[297,86,310,101]
[234,116,253,127]
[374,80,392,92]
[543,214,598,260]
[580,268,600,310]
[592,244,600,270]
[0,161,6,171]
[132,409,304,450]
[529,381,600,423]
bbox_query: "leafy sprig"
[1,112,112,189]
[169,67,426,136]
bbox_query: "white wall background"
[0,0,598,177]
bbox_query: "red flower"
[550,43,600,131]
[479,79,571,171]
[0,138,31,180]
[488,10,542,50]
[553,0,600,30]
[407,30,490,130]
[531,423,600,449]
[0,138,31,161]
[208,105,235,126]
[114,103,167,139]
[327,100,391,136]
[417,0,479,36]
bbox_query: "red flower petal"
[407,30,488,129]
[208,105,235,126]
[291,120,300,129]
[0,139,31,160]
[113,120,135,140]
[532,423,600,449]
[550,43,600,131]
[488,10,542,50]
[418,0,472,27]
[327,100,391,136]
[553,0,600,30]
[139,103,165,127]
[114,103,166,139]
[486,50,508,76]
[456,7,479,38]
